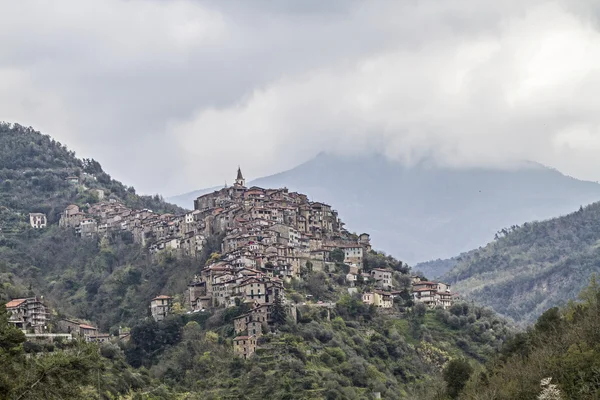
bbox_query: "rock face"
[171,152,600,264]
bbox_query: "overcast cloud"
[2,0,600,195]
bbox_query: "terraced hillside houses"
[59,199,207,257]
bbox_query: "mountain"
[438,201,600,325]
[413,258,460,280]
[0,123,516,398]
[460,279,600,399]
[169,152,600,264]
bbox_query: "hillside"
[440,201,600,325]
[121,295,512,399]
[459,278,600,399]
[169,152,600,264]
[0,122,184,235]
[0,123,519,398]
[0,122,197,327]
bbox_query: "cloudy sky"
[2,0,600,195]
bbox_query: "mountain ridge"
[434,201,600,325]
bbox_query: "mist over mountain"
[170,153,600,264]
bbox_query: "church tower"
[235,166,246,187]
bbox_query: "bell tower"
[235,166,245,187]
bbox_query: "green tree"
[0,303,106,399]
[271,294,287,326]
[330,248,345,263]
[443,359,473,399]
[0,304,25,352]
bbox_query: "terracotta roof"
[5,299,26,308]
[152,295,172,300]
[79,324,98,330]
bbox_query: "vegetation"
[0,122,184,234]
[0,301,170,399]
[0,123,527,398]
[0,225,221,332]
[441,202,600,325]
[114,295,511,399]
[459,277,600,399]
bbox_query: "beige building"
[233,335,257,359]
[29,213,47,229]
[150,295,172,321]
[234,313,264,337]
[412,280,454,309]
[370,268,393,290]
[343,245,364,268]
[362,291,393,308]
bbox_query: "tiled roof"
[152,295,172,300]
[5,299,26,308]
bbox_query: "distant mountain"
[170,152,600,264]
[441,202,600,325]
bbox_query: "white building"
[29,213,47,229]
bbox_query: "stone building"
[6,297,49,333]
[150,295,172,321]
[29,213,47,229]
[233,335,257,359]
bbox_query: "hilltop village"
[12,168,455,358]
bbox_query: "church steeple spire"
[235,166,246,187]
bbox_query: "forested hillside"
[0,122,184,235]
[0,123,520,398]
[118,295,512,399]
[0,122,198,330]
[459,278,600,399]
[443,202,600,325]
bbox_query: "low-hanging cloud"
[2,0,600,194]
